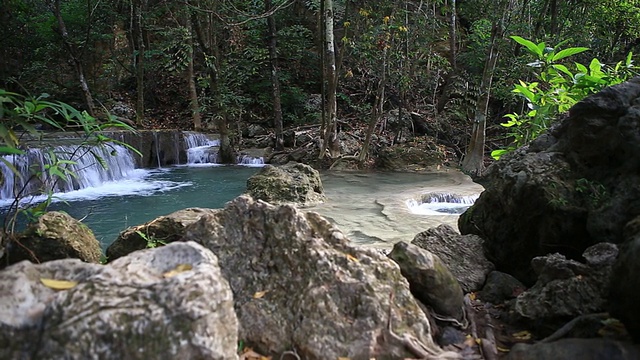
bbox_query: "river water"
[1,166,481,251]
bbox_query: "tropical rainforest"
[2,0,640,174]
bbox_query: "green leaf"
[551,47,589,62]
[575,62,588,74]
[511,36,543,57]
[491,149,509,160]
[589,58,602,75]
[0,146,25,155]
[551,64,574,78]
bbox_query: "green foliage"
[135,230,166,249]
[491,37,638,160]
[0,89,140,239]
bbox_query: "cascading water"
[152,131,162,169]
[0,143,139,201]
[183,132,221,165]
[237,155,265,167]
[182,132,265,166]
[406,192,479,215]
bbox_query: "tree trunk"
[320,0,339,159]
[192,12,234,164]
[266,0,284,150]
[132,0,145,125]
[449,0,457,70]
[185,15,201,131]
[461,16,504,176]
[52,0,96,117]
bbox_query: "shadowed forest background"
[2,0,640,172]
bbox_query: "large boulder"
[609,216,640,342]
[0,241,237,359]
[183,195,444,359]
[515,243,618,323]
[3,211,101,267]
[106,207,216,261]
[459,78,640,284]
[507,338,640,360]
[388,241,465,321]
[412,224,494,292]
[245,162,326,206]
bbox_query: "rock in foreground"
[184,195,442,359]
[0,242,237,360]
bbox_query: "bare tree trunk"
[449,0,457,70]
[185,15,201,131]
[359,34,389,163]
[320,0,339,159]
[461,3,511,176]
[266,0,283,150]
[132,0,145,125]
[52,0,96,117]
[192,12,234,163]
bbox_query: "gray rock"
[515,243,617,321]
[0,241,238,360]
[506,338,640,360]
[245,162,326,206]
[478,271,526,304]
[458,77,640,284]
[3,211,101,267]
[388,241,464,321]
[412,224,494,292]
[106,207,216,261]
[610,218,640,342]
[183,195,443,359]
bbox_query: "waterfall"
[406,192,479,215]
[0,144,138,201]
[152,131,162,169]
[237,155,265,167]
[183,132,220,165]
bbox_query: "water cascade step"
[182,132,265,166]
[406,192,479,215]
[0,144,138,201]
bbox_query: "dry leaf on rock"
[40,278,78,290]
[163,264,193,278]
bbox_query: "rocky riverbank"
[3,79,640,358]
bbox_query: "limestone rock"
[459,77,640,284]
[3,211,101,267]
[477,271,526,304]
[183,195,442,359]
[0,241,238,360]
[515,243,618,321]
[609,218,640,342]
[106,207,216,261]
[245,162,326,206]
[506,338,640,360]
[388,241,464,321]
[412,224,494,292]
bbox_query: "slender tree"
[319,0,339,159]
[462,0,516,176]
[50,0,96,116]
[266,0,284,150]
